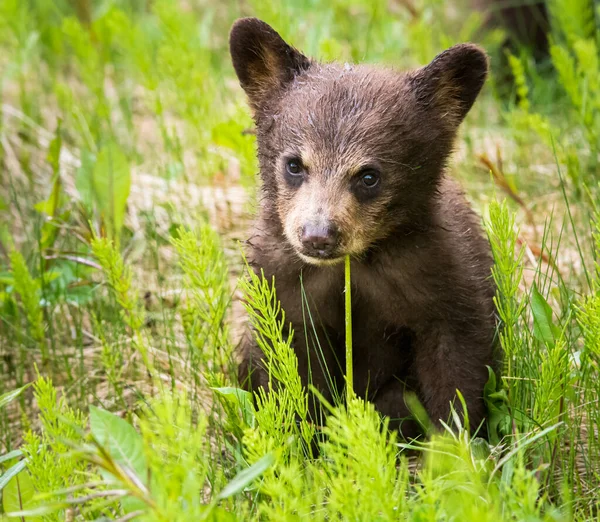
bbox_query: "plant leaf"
[212,387,255,428]
[2,469,43,521]
[531,283,560,346]
[0,384,31,410]
[470,437,491,461]
[483,366,510,444]
[89,406,147,482]
[0,450,23,465]
[75,149,96,210]
[2,468,31,512]
[0,460,27,492]
[216,453,275,500]
[91,143,131,241]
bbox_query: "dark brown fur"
[230,18,498,439]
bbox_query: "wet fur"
[231,18,498,438]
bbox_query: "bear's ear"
[411,44,488,124]
[229,18,311,112]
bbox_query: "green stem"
[345,255,353,401]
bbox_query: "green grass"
[1,0,600,520]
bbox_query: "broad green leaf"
[89,406,147,482]
[75,149,96,210]
[217,453,275,500]
[213,387,255,428]
[0,460,27,491]
[2,468,43,522]
[0,450,23,465]
[0,384,31,410]
[531,283,560,346]
[91,143,131,241]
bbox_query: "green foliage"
[136,392,210,519]
[91,235,150,370]
[90,405,147,484]
[507,52,531,112]
[239,266,314,449]
[578,291,600,364]
[29,377,84,466]
[212,387,255,441]
[486,199,525,370]
[548,0,597,44]
[2,467,39,520]
[504,0,600,191]
[4,213,600,518]
[172,225,231,381]
[2,375,88,520]
[318,398,402,519]
[549,39,600,154]
[9,248,47,361]
[77,143,132,244]
[0,460,27,495]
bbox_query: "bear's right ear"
[229,18,311,112]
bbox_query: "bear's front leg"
[372,378,422,440]
[413,323,492,434]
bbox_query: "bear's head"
[230,18,488,265]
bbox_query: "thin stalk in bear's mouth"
[345,254,353,401]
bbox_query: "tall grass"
[1,0,600,520]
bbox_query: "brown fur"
[230,18,498,439]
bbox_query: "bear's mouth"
[297,250,345,266]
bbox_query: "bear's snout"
[300,221,340,259]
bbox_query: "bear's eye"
[284,158,305,187]
[286,159,303,176]
[352,167,382,202]
[359,169,380,188]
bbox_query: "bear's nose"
[300,223,340,257]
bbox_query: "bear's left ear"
[229,18,312,113]
[411,44,488,124]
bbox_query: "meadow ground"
[1,0,600,520]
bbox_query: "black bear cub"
[230,18,497,438]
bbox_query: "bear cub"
[230,18,497,438]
